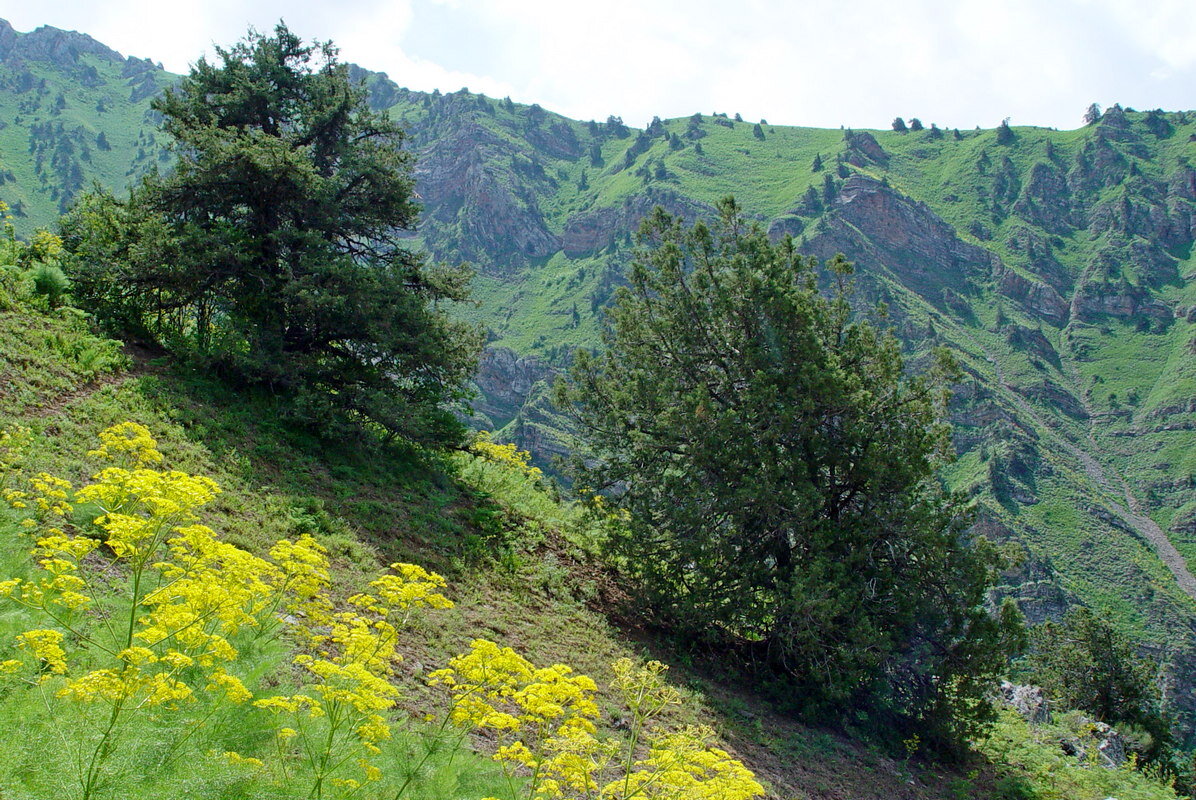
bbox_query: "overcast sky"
[2,0,1194,131]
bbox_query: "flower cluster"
[433,646,764,800]
[253,554,455,795]
[0,423,328,797]
[470,432,544,482]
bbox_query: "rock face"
[0,20,125,65]
[473,347,555,426]
[414,122,560,272]
[1058,719,1128,769]
[561,189,713,257]
[996,267,1070,325]
[803,174,993,303]
[843,130,888,167]
[1014,161,1074,234]
[1069,281,1172,323]
[999,681,1051,724]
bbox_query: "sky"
[1,0,1194,131]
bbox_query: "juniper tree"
[555,200,1021,747]
[62,23,481,446]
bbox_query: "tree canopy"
[1027,607,1172,761]
[62,23,480,446]
[555,199,1021,746]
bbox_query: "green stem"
[81,697,125,800]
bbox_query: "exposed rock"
[523,121,582,161]
[1013,161,1074,234]
[1168,165,1196,201]
[999,681,1051,724]
[1059,718,1127,768]
[843,130,888,167]
[561,188,713,257]
[1171,507,1196,536]
[1015,380,1087,419]
[940,287,973,318]
[1070,281,1172,323]
[472,346,555,426]
[1004,227,1072,292]
[802,175,992,303]
[414,122,560,271]
[1069,137,1129,196]
[1004,324,1061,367]
[766,214,805,240]
[0,20,124,66]
[128,73,158,103]
[995,267,1069,325]
[346,64,401,111]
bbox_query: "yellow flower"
[87,422,164,466]
[206,669,252,704]
[222,751,264,769]
[16,629,67,674]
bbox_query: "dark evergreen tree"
[1027,607,1173,761]
[556,200,1022,748]
[909,117,924,131]
[752,122,765,140]
[823,173,838,204]
[996,118,1016,144]
[811,153,823,172]
[1083,102,1102,125]
[62,23,481,447]
[892,116,908,132]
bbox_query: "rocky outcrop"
[561,189,713,257]
[473,346,555,426]
[843,130,888,167]
[1069,281,1172,323]
[0,20,124,65]
[1013,161,1073,234]
[1016,380,1087,419]
[802,175,993,303]
[523,121,582,161]
[995,266,1069,325]
[1059,719,1127,768]
[415,122,560,271]
[1004,324,1061,367]
[999,682,1051,724]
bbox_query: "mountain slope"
[4,16,1196,739]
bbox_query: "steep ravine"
[974,329,1196,601]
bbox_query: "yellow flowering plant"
[469,432,544,483]
[0,423,340,798]
[252,555,455,798]
[431,645,765,800]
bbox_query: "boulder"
[999,681,1051,724]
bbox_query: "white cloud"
[0,0,1191,130]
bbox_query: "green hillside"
[4,12,1196,768]
[0,160,1184,800]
